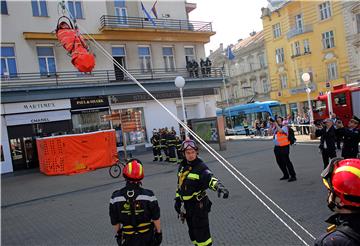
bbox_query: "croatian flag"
[141,1,156,26]
[226,46,235,60]
[151,1,158,19]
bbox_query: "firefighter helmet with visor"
[123,159,144,182]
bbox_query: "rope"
[74,21,315,245]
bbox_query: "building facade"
[261,0,351,116]
[343,1,360,83]
[1,0,221,173]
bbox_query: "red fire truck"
[313,83,360,126]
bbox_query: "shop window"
[10,138,23,161]
[72,110,111,133]
[334,93,347,107]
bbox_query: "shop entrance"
[9,136,38,171]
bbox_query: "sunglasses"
[181,140,197,151]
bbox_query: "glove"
[217,186,229,199]
[153,231,162,245]
[174,197,182,214]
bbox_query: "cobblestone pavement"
[2,140,331,246]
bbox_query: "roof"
[232,30,264,51]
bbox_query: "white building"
[1,0,221,173]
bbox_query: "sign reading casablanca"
[5,110,71,126]
[4,99,71,114]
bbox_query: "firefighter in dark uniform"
[337,116,360,159]
[167,131,177,163]
[175,136,183,164]
[314,158,360,246]
[109,159,162,246]
[174,140,229,246]
[150,129,161,162]
[159,129,168,162]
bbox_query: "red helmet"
[181,139,198,152]
[123,159,144,182]
[322,158,360,208]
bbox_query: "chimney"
[220,43,223,50]
[250,31,256,36]
[238,38,243,42]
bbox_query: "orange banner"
[36,130,118,176]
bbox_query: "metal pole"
[306,87,314,125]
[180,87,188,137]
[221,67,233,130]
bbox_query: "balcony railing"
[287,24,313,39]
[100,15,213,32]
[1,67,223,89]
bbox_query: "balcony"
[100,15,213,32]
[287,25,313,39]
[1,67,224,89]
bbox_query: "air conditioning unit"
[162,14,170,18]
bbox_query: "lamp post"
[220,66,234,130]
[175,76,188,137]
[301,72,314,125]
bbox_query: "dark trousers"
[274,145,296,178]
[122,230,153,246]
[342,149,359,159]
[152,146,161,161]
[321,148,336,169]
[161,146,169,160]
[184,199,212,246]
[168,146,177,163]
[244,127,250,136]
[177,149,183,163]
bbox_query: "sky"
[189,0,269,56]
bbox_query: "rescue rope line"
[72,20,315,245]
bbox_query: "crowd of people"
[186,57,212,78]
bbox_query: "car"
[225,126,254,135]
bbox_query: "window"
[258,54,266,68]
[31,0,47,17]
[36,46,56,76]
[334,93,347,106]
[280,74,288,89]
[322,30,335,49]
[295,14,303,32]
[114,0,127,25]
[327,62,338,80]
[184,47,195,63]
[138,46,151,73]
[1,0,7,14]
[304,39,310,53]
[67,0,83,19]
[1,46,17,77]
[294,41,301,56]
[162,47,175,72]
[319,1,331,20]
[356,14,360,34]
[275,48,284,64]
[262,78,269,93]
[272,23,281,38]
[112,46,126,80]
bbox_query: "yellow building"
[261,0,350,116]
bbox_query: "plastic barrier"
[36,130,117,176]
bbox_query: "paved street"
[2,139,332,246]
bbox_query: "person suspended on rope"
[109,159,162,246]
[55,14,95,73]
[314,158,360,246]
[175,139,229,246]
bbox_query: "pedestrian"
[200,58,206,77]
[150,129,161,162]
[109,159,162,246]
[271,116,297,182]
[243,118,250,136]
[175,139,229,246]
[335,120,343,150]
[315,119,337,169]
[337,116,360,159]
[159,129,168,162]
[205,57,212,76]
[314,158,360,246]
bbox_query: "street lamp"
[301,72,314,125]
[220,66,234,130]
[175,76,188,137]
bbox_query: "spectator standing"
[272,116,297,182]
[315,119,337,169]
[186,61,194,78]
[192,60,199,78]
[337,116,360,158]
[243,118,250,136]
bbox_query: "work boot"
[280,176,289,180]
[288,177,297,182]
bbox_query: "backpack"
[287,126,296,145]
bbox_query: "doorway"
[113,56,126,81]
[9,137,38,171]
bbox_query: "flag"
[141,1,156,27]
[151,1,158,19]
[226,46,235,60]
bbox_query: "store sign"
[4,99,71,114]
[289,84,316,95]
[71,96,109,110]
[110,88,215,104]
[5,110,71,126]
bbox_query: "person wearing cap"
[336,116,360,159]
[109,159,162,246]
[174,139,229,246]
[314,158,360,246]
[315,118,337,169]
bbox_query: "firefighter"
[174,139,229,246]
[159,129,168,162]
[109,159,162,246]
[167,131,177,163]
[314,158,360,246]
[175,136,183,164]
[150,129,161,162]
[337,116,360,159]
